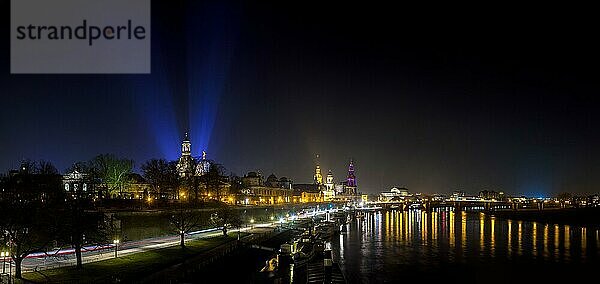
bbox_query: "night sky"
[2,2,599,196]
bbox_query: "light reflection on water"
[333,209,600,283]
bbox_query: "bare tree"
[199,163,228,201]
[59,198,112,270]
[17,159,59,175]
[211,206,242,236]
[229,213,244,240]
[169,207,202,248]
[87,154,134,198]
[18,159,37,174]
[229,174,243,196]
[0,162,62,279]
[0,201,57,279]
[37,160,59,175]
[141,158,180,199]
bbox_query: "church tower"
[177,132,194,178]
[325,170,334,190]
[323,169,335,201]
[345,159,357,195]
[314,165,323,185]
[181,132,191,156]
[313,154,324,185]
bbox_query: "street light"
[113,239,120,258]
[250,218,255,229]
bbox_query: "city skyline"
[2,2,600,196]
[2,2,600,283]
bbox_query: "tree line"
[0,160,114,278]
[3,154,234,201]
[0,156,242,279]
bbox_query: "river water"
[333,209,600,283]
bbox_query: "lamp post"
[250,218,255,229]
[113,239,120,258]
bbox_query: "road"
[0,207,338,277]
[14,224,270,273]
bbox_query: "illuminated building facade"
[314,165,323,185]
[293,183,324,203]
[345,160,357,195]
[323,170,335,201]
[63,169,95,199]
[325,170,334,190]
[379,187,410,202]
[242,172,263,187]
[238,172,293,205]
[176,133,194,178]
[0,163,62,202]
[119,173,152,200]
[173,133,229,201]
[195,150,211,176]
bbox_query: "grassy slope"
[22,234,242,283]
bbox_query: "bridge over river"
[369,199,547,211]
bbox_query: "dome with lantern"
[195,150,211,176]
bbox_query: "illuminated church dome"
[195,150,211,176]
